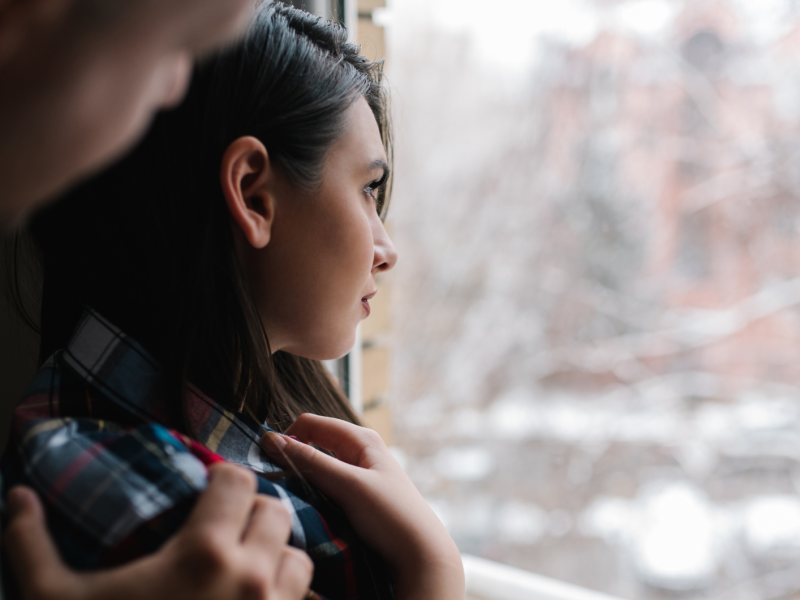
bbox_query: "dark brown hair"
[27,2,392,432]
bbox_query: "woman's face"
[241,97,398,360]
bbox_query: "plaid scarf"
[2,309,394,600]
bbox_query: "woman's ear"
[220,136,275,249]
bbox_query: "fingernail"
[288,435,299,442]
[260,431,287,452]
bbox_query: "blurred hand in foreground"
[4,462,313,600]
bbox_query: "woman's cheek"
[357,209,378,270]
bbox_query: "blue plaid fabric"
[2,309,394,600]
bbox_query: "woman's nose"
[373,221,398,273]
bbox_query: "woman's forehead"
[334,98,387,164]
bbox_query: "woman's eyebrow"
[368,159,390,184]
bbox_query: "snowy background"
[382,0,800,598]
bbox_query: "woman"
[3,3,463,600]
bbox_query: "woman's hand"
[4,463,313,600]
[260,413,465,600]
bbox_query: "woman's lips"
[361,291,377,317]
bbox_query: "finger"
[282,413,386,466]
[182,462,257,541]
[4,487,72,597]
[260,431,356,504]
[273,547,314,600]
[242,495,291,557]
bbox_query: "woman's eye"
[364,181,381,203]
[364,170,388,214]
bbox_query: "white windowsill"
[462,554,627,600]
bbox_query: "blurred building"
[387,0,800,598]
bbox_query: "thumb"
[260,431,354,504]
[4,486,74,597]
